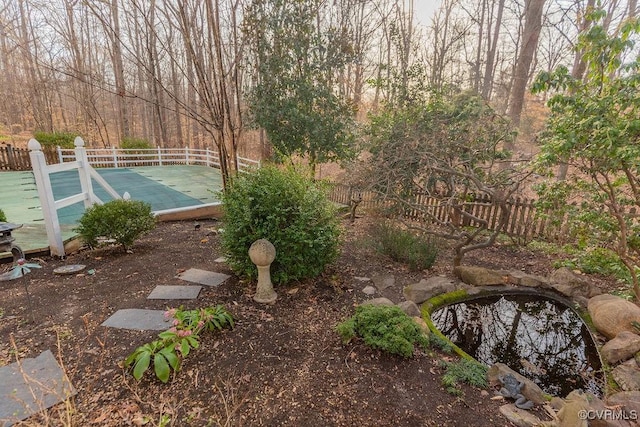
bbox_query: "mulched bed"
[0,217,620,426]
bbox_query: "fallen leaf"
[200,238,209,243]
[287,287,299,295]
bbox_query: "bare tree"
[507,0,546,133]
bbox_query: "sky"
[414,0,441,26]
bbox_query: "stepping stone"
[147,285,201,300]
[53,264,86,275]
[0,350,76,426]
[101,309,170,331]
[214,257,226,263]
[177,268,230,287]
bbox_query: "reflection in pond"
[431,293,602,397]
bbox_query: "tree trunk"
[110,0,130,141]
[482,0,506,100]
[556,0,595,181]
[507,0,545,132]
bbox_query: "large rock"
[549,267,601,299]
[487,363,546,405]
[606,391,640,418]
[402,276,456,304]
[454,266,506,286]
[498,404,543,427]
[371,274,395,292]
[588,294,640,339]
[360,297,394,307]
[555,390,589,427]
[397,300,421,317]
[612,359,640,391]
[506,270,551,289]
[601,331,640,364]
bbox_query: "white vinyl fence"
[56,146,260,172]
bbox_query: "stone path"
[147,285,202,300]
[102,267,230,331]
[0,350,76,426]
[2,266,230,424]
[177,268,230,287]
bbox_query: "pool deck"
[0,165,223,258]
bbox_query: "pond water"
[431,293,603,397]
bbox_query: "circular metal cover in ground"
[53,264,86,275]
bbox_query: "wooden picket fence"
[0,144,57,170]
[328,183,561,243]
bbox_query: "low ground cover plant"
[125,306,234,383]
[221,165,340,284]
[0,208,6,222]
[440,358,488,396]
[75,199,156,251]
[373,221,438,271]
[336,304,429,358]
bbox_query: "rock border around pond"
[358,265,640,427]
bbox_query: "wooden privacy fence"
[0,144,57,170]
[328,183,557,242]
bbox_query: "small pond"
[430,292,603,397]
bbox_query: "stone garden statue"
[249,239,277,304]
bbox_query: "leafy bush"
[220,165,340,284]
[125,306,234,383]
[440,358,488,395]
[75,199,156,251]
[555,247,632,284]
[373,222,438,271]
[0,209,6,222]
[121,137,152,150]
[336,304,429,358]
[33,131,77,149]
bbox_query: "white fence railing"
[56,146,260,172]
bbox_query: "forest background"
[2,0,636,168]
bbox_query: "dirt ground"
[0,217,621,426]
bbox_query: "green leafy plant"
[124,306,234,383]
[33,131,77,149]
[120,137,152,150]
[336,305,429,358]
[429,333,453,354]
[0,208,6,222]
[75,199,156,251]
[532,11,640,299]
[440,358,488,395]
[373,222,438,271]
[221,165,340,284]
[245,0,357,171]
[556,247,632,283]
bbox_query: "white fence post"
[185,146,190,165]
[56,145,63,163]
[157,146,163,166]
[28,139,65,257]
[75,137,94,209]
[206,147,211,167]
[112,146,119,168]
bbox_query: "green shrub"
[440,358,488,395]
[336,304,429,358]
[555,247,632,283]
[220,165,340,284]
[0,209,6,222]
[121,137,152,150]
[33,131,77,148]
[75,199,156,251]
[373,222,438,271]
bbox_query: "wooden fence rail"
[328,183,562,243]
[0,145,57,171]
